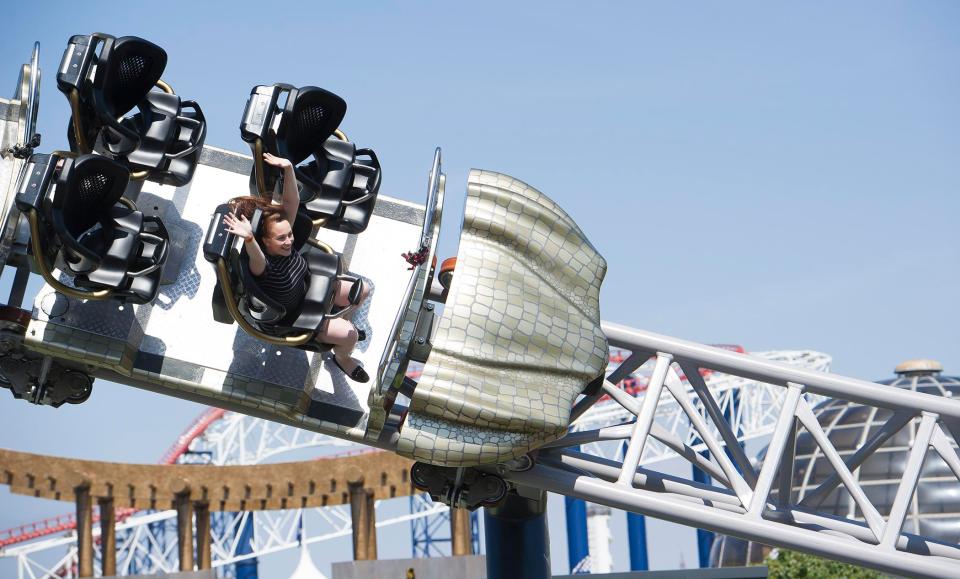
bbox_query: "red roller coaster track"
[0,408,226,548]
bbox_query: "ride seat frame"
[240,83,380,234]
[57,33,206,186]
[203,204,364,351]
[15,152,169,304]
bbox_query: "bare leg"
[317,318,361,374]
[334,280,371,344]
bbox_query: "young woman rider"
[223,152,371,382]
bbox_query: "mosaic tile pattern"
[26,319,133,372]
[397,170,608,466]
[0,97,25,266]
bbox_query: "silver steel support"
[547,451,743,510]
[931,426,960,482]
[679,360,758,486]
[795,401,885,538]
[800,410,913,508]
[608,351,654,384]
[506,463,960,579]
[776,416,797,509]
[7,266,29,308]
[617,353,672,485]
[746,383,802,516]
[570,350,654,423]
[552,323,960,577]
[663,373,751,504]
[603,322,960,421]
[880,412,937,549]
[25,43,40,144]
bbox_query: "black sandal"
[332,356,369,383]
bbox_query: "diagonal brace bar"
[617,353,672,485]
[800,410,913,508]
[880,412,937,549]
[748,383,803,517]
[663,372,753,505]
[930,425,960,483]
[796,400,885,540]
[679,360,758,487]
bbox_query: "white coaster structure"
[505,323,960,578]
[1,348,830,577]
[573,348,832,465]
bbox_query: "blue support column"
[691,462,714,568]
[691,377,744,568]
[484,491,550,579]
[610,363,652,571]
[565,496,589,573]
[471,510,480,555]
[619,441,649,571]
[234,512,258,579]
[626,512,649,570]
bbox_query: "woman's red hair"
[229,196,287,239]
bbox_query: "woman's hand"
[223,212,254,241]
[263,152,293,171]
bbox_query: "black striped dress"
[257,252,308,317]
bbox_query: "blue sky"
[1,1,958,575]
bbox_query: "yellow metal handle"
[215,259,313,346]
[68,89,91,154]
[155,79,174,94]
[253,138,269,197]
[116,197,137,211]
[306,238,334,254]
[27,209,111,300]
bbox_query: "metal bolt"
[416,337,425,345]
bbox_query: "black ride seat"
[15,153,169,304]
[57,33,206,186]
[239,83,380,234]
[296,141,381,234]
[203,204,365,351]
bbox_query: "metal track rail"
[501,322,960,578]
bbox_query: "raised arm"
[263,152,299,225]
[223,213,267,276]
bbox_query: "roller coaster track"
[505,323,960,579]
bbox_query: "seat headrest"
[95,36,167,116]
[53,154,129,237]
[277,86,346,165]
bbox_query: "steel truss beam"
[503,322,960,578]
